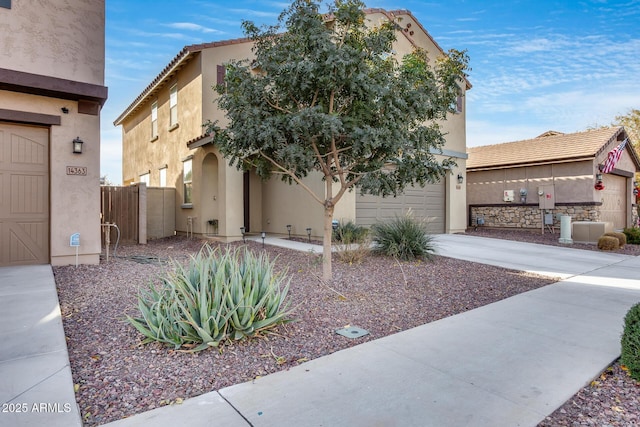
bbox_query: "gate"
[100,185,140,244]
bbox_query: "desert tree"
[208,0,469,281]
[614,108,640,149]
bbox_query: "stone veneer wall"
[470,204,602,229]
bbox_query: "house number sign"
[66,166,87,176]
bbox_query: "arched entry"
[201,153,219,235]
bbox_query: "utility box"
[572,221,613,243]
[538,185,555,209]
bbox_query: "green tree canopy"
[209,0,470,280]
[614,108,640,149]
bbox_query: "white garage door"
[356,181,445,233]
[0,123,50,266]
[600,174,627,230]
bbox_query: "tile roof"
[467,127,627,170]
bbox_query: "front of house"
[467,127,640,231]
[114,9,470,241]
[0,1,107,266]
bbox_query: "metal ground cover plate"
[335,326,369,339]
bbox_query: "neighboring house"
[0,1,107,266]
[114,9,470,240]
[467,127,640,231]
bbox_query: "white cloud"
[165,22,223,34]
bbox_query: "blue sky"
[102,0,640,184]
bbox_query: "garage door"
[0,123,49,266]
[356,181,445,233]
[600,174,627,230]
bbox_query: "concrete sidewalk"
[3,235,640,427]
[0,265,81,427]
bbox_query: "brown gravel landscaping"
[53,229,640,426]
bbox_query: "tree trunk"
[322,204,334,282]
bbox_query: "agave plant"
[126,245,293,352]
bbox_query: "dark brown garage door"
[0,123,49,266]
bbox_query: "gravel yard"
[53,229,639,426]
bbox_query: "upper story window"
[169,84,178,128]
[159,166,167,187]
[0,0,11,9]
[139,172,150,186]
[151,101,158,140]
[183,158,193,205]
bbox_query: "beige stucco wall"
[0,1,104,85]
[200,42,255,127]
[468,161,595,206]
[122,56,203,186]
[0,0,105,265]
[0,92,102,265]
[260,173,326,239]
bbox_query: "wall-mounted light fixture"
[306,227,312,243]
[457,174,464,184]
[286,224,292,239]
[61,107,69,114]
[596,172,603,182]
[72,137,84,154]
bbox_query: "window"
[455,94,463,114]
[0,0,11,9]
[183,159,193,205]
[139,172,150,186]
[159,167,167,188]
[217,65,226,89]
[169,84,178,128]
[151,101,158,140]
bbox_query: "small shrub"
[126,245,293,352]
[621,303,640,381]
[597,235,619,251]
[371,213,437,261]
[603,231,626,247]
[624,227,640,245]
[332,221,368,243]
[332,221,370,264]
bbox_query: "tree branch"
[258,150,325,205]
[263,94,291,113]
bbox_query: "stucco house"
[466,127,640,231]
[114,9,470,241]
[0,0,107,266]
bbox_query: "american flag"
[601,138,628,174]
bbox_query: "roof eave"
[468,156,596,172]
[113,48,196,126]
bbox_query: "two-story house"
[114,8,470,240]
[0,0,107,266]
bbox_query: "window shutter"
[217,65,226,86]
